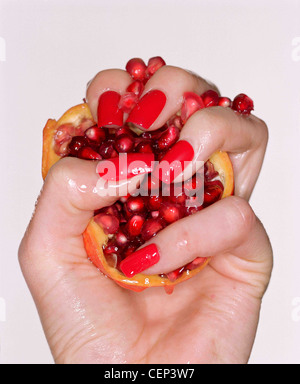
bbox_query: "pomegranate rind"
[83,220,211,291]
[42,103,94,180]
[42,103,235,291]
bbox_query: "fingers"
[120,196,272,279]
[126,66,213,131]
[155,106,268,199]
[86,66,214,131]
[86,69,132,123]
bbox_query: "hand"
[19,65,273,364]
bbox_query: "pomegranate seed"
[68,136,89,155]
[204,161,219,181]
[181,92,205,124]
[126,215,145,237]
[147,195,163,211]
[126,196,145,214]
[167,267,185,282]
[218,97,232,108]
[115,229,129,248]
[103,240,120,255]
[85,126,106,144]
[97,204,120,220]
[126,80,144,97]
[201,90,219,107]
[141,218,165,241]
[156,125,180,151]
[185,257,206,271]
[94,213,120,235]
[151,211,160,219]
[118,92,139,114]
[135,141,153,154]
[184,204,203,216]
[146,56,166,78]
[184,173,204,197]
[114,134,135,153]
[159,202,184,224]
[99,141,118,159]
[204,181,224,206]
[232,93,254,115]
[126,58,147,82]
[78,147,102,160]
[115,126,134,138]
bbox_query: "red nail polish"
[126,90,167,130]
[154,140,194,183]
[97,91,123,128]
[97,153,155,181]
[120,244,160,278]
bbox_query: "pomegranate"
[42,57,254,293]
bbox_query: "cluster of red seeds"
[52,57,254,281]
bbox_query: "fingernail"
[126,90,167,130]
[120,244,160,278]
[97,91,123,128]
[154,140,194,183]
[97,153,155,181]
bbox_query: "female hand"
[19,65,273,364]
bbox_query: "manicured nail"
[97,91,123,128]
[126,90,167,129]
[154,140,194,183]
[120,244,160,278]
[97,153,155,181]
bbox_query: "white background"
[0,0,299,364]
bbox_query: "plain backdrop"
[0,0,299,364]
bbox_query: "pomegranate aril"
[126,215,145,237]
[126,80,144,97]
[115,229,129,248]
[185,257,206,271]
[147,195,163,211]
[184,174,204,196]
[99,141,118,159]
[135,141,153,154]
[141,218,165,241]
[201,90,219,107]
[114,134,135,153]
[160,202,184,224]
[181,92,205,124]
[204,181,224,206]
[125,196,145,214]
[68,136,89,155]
[146,56,166,78]
[78,147,102,160]
[85,126,106,144]
[103,240,120,255]
[115,126,134,138]
[218,97,232,108]
[118,92,138,114]
[126,58,147,82]
[156,125,180,151]
[167,267,185,282]
[232,93,254,115]
[204,161,219,181]
[94,213,120,235]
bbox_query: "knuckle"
[228,196,257,240]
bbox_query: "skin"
[19,66,273,364]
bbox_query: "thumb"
[19,156,150,263]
